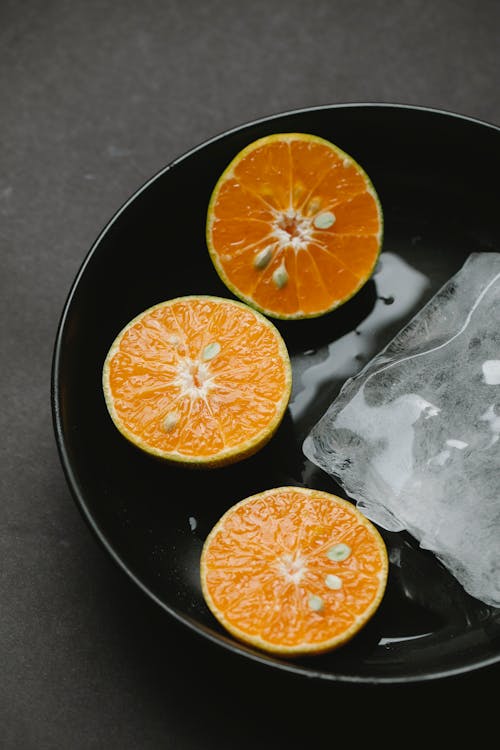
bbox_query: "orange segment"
[102,295,292,468]
[231,137,292,211]
[206,133,383,320]
[200,486,388,655]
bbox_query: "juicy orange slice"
[102,295,292,468]
[200,486,388,655]
[206,132,383,320]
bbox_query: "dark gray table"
[3,1,499,746]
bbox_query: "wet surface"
[53,104,500,684]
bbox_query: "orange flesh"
[207,134,382,319]
[103,297,291,462]
[201,487,388,653]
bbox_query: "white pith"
[273,207,316,249]
[276,552,307,585]
[173,356,213,398]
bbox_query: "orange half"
[200,486,388,655]
[102,295,292,468]
[206,133,383,320]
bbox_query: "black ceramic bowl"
[52,103,500,684]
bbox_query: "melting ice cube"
[303,252,500,607]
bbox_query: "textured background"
[2,1,499,746]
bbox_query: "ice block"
[303,252,500,606]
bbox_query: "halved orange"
[102,295,292,468]
[206,132,383,320]
[200,486,388,655]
